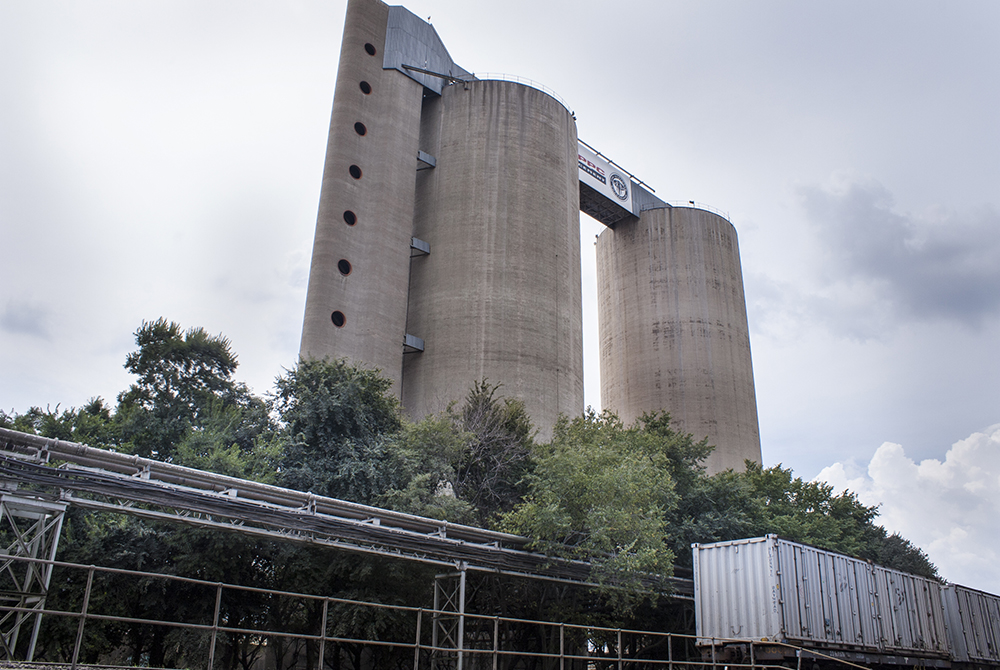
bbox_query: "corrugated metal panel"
[693,536,783,644]
[870,564,949,654]
[944,584,1000,664]
[944,586,971,663]
[774,540,883,649]
[693,536,950,659]
[838,552,881,648]
[383,6,472,94]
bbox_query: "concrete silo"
[300,0,761,455]
[402,80,584,439]
[597,206,761,474]
[299,0,582,437]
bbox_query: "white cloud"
[817,424,1000,594]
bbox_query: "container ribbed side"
[694,536,951,659]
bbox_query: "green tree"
[382,380,535,527]
[1,398,116,448]
[378,412,476,523]
[503,410,679,613]
[116,318,241,459]
[26,318,283,666]
[667,469,765,568]
[274,357,402,504]
[454,380,534,524]
[172,395,281,482]
[675,462,939,578]
[860,530,937,578]
[742,461,879,558]
[270,358,453,668]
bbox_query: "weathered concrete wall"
[299,0,423,391]
[597,207,761,474]
[300,1,759,457]
[402,80,584,440]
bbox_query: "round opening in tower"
[343,210,357,226]
[349,165,362,179]
[359,81,372,94]
[337,259,352,275]
[331,311,346,328]
[354,122,367,136]
[364,43,376,56]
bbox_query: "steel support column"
[0,494,67,660]
[432,563,467,670]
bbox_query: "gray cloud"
[0,300,50,339]
[800,180,1000,326]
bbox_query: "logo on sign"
[578,155,606,184]
[610,173,629,201]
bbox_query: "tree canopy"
[274,357,402,504]
[0,317,940,664]
[380,380,535,526]
[116,318,242,459]
[502,410,679,610]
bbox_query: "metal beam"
[0,494,66,661]
[0,428,693,597]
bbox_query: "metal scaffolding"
[0,494,66,660]
[432,564,467,670]
[0,426,693,664]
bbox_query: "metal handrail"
[666,200,732,221]
[465,72,574,114]
[3,553,880,670]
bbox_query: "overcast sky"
[2,1,998,592]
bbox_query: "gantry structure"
[0,427,692,662]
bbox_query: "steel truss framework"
[0,427,691,594]
[0,427,692,664]
[432,567,467,670]
[0,494,66,660]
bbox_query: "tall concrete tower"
[299,0,425,392]
[597,206,761,474]
[299,0,583,437]
[301,0,761,467]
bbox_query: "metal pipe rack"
[0,427,692,596]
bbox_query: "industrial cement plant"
[300,0,761,474]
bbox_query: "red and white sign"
[578,142,633,213]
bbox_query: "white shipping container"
[692,536,949,659]
[943,583,1000,664]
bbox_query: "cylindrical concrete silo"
[299,0,424,391]
[402,80,584,440]
[597,206,761,474]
